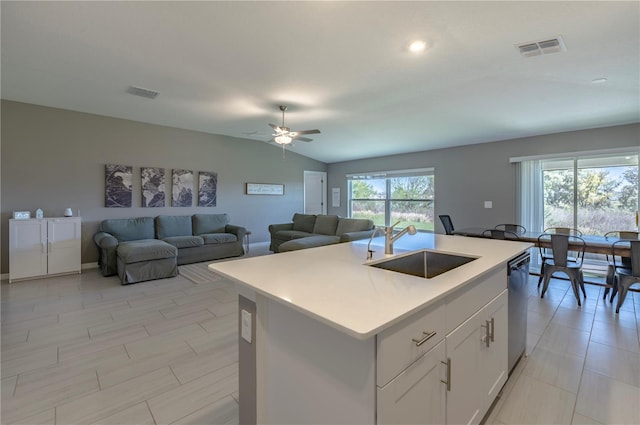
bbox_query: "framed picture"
[13,211,31,220]
[141,167,165,207]
[172,169,193,207]
[245,183,285,195]
[198,171,218,207]
[105,164,133,208]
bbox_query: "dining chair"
[439,215,455,235]
[610,240,640,313]
[544,227,583,236]
[482,229,519,240]
[537,233,587,306]
[603,231,639,301]
[494,224,526,235]
[538,227,584,287]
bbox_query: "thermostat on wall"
[13,211,31,220]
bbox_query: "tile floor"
[1,243,639,424]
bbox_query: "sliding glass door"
[541,154,638,235]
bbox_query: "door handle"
[441,358,451,391]
[481,320,491,347]
[411,331,437,347]
[489,317,495,343]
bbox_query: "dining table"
[451,227,632,257]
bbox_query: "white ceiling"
[2,1,639,163]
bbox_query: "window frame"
[347,168,435,230]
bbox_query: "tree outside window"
[349,173,434,231]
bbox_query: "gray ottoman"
[116,239,178,284]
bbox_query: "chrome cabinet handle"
[489,317,495,343]
[481,320,491,347]
[412,330,437,347]
[441,358,451,391]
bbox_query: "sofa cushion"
[279,235,341,252]
[274,229,314,241]
[156,215,193,239]
[193,214,230,235]
[117,240,177,263]
[292,213,316,233]
[100,217,155,242]
[161,236,204,249]
[336,218,374,235]
[201,233,237,244]
[312,215,339,236]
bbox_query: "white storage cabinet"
[9,217,81,282]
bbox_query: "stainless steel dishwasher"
[507,252,530,374]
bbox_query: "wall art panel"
[105,164,132,208]
[198,171,218,207]
[172,169,193,207]
[141,167,165,207]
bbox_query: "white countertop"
[209,233,532,340]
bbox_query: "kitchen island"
[210,233,532,425]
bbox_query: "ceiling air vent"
[516,36,566,57]
[126,85,159,99]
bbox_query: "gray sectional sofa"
[94,214,246,284]
[269,213,375,253]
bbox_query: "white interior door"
[304,171,327,215]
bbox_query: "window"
[516,149,639,273]
[541,155,638,234]
[347,169,434,231]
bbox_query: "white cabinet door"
[378,340,446,425]
[47,218,81,275]
[446,306,484,425]
[9,219,47,281]
[446,289,509,425]
[480,289,508,413]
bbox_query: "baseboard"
[1,263,100,282]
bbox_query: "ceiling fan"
[268,105,320,146]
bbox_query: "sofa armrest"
[93,232,119,277]
[225,224,247,241]
[94,232,119,249]
[340,229,376,242]
[268,222,294,235]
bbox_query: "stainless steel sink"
[368,249,477,279]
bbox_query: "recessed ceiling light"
[408,40,426,53]
[591,78,608,84]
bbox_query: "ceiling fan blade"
[291,129,320,135]
[292,136,313,142]
[268,123,281,132]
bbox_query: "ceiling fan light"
[275,134,292,145]
[408,40,426,53]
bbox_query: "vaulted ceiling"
[2,1,638,163]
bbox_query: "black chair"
[439,215,454,235]
[494,224,526,235]
[608,240,640,313]
[538,227,583,287]
[538,233,587,306]
[482,229,519,240]
[603,231,639,301]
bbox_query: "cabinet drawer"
[377,301,445,386]
[445,266,506,334]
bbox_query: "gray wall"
[1,100,327,273]
[327,123,639,233]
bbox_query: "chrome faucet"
[385,221,417,254]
